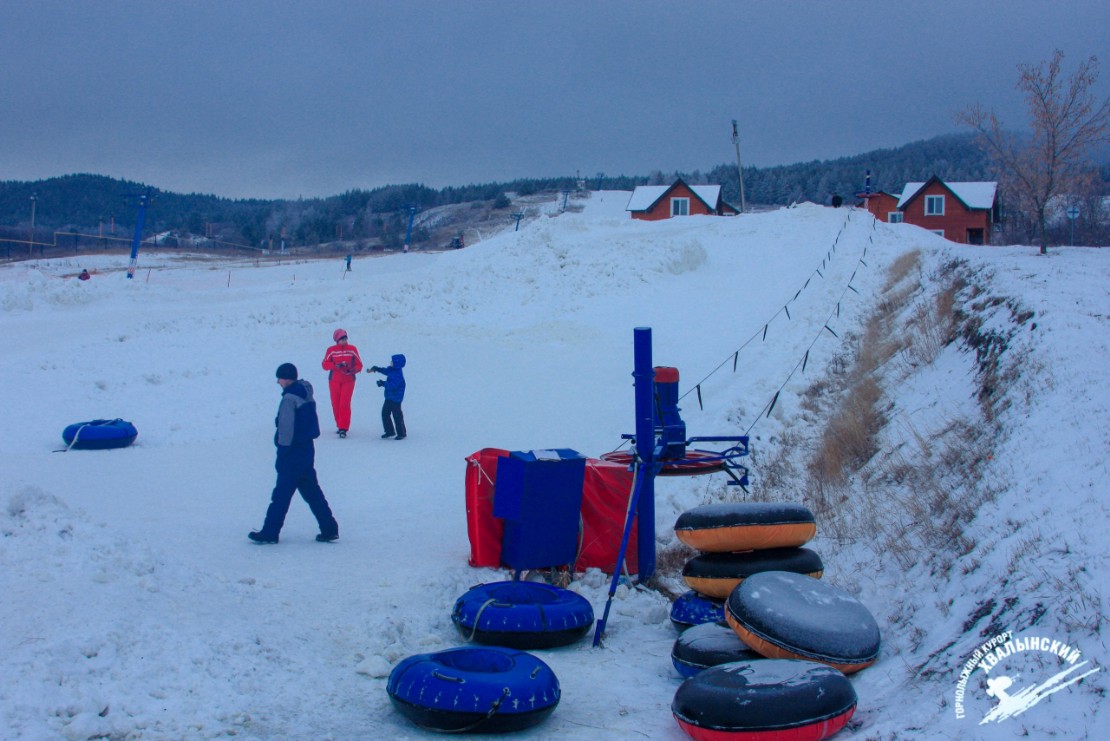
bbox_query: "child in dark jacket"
[367,354,407,440]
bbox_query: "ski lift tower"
[402,205,417,253]
[592,327,750,646]
[125,187,154,279]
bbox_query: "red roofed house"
[896,176,999,245]
[856,191,902,223]
[626,178,739,221]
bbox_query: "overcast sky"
[2,1,1107,200]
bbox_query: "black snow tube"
[725,571,881,674]
[681,547,824,599]
[672,659,857,740]
[451,581,594,649]
[387,646,560,733]
[674,502,816,552]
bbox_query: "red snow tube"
[600,450,727,476]
[672,659,857,740]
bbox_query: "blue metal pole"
[403,206,416,252]
[633,327,656,580]
[592,466,646,646]
[126,189,151,279]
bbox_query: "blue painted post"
[126,188,152,279]
[633,327,656,580]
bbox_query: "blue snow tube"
[670,589,725,631]
[671,621,764,678]
[61,419,138,450]
[387,646,560,733]
[451,581,594,649]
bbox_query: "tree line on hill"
[1,133,1107,252]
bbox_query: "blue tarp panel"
[494,449,586,570]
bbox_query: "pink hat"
[333,328,348,342]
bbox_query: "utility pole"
[29,194,37,255]
[731,120,747,214]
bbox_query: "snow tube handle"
[431,671,466,684]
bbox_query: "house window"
[931,230,945,238]
[671,198,690,216]
[925,195,945,216]
[888,212,903,223]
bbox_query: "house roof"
[898,178,997,210]
[626,181,722,212]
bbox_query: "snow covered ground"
[1,193,1106,739]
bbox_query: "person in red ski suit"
[321,328,363,437]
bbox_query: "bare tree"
[958,50,1110,254]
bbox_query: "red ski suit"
[321,342,363,431]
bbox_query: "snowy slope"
[1,194,1106,739]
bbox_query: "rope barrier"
[673,210,877,440]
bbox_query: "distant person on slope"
[321,328,363,437]
[249,363,339,544]
[367,354,407,440]
[78,269,91,281]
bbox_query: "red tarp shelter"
[464,449,638,574]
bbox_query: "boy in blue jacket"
[367,354,407,440]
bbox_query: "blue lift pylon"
[125,188,153,279]
[593,327,750,646]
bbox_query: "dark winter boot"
[248,531,279,544]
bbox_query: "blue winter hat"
[391,354,406,368]
[276,363,298,380]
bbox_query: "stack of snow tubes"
[671,502,823,626]
[668,502,880,740]
[388,580,593,733]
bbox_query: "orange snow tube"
[725,571,880,675]
[675,502,815,553]
[681,547,824,600]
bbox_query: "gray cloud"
[2,0,1106,199]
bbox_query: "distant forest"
[1,133,1106,252]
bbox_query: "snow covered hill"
[1,193,1105,739]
